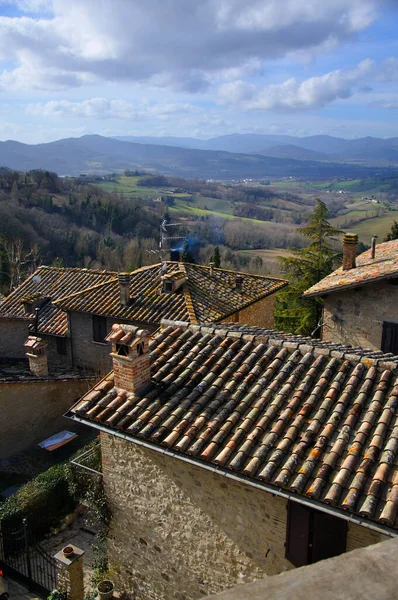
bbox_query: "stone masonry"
[223,295,276,329]
[100,434,388,600]
[322,279,398,350]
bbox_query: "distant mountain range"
[1,134,398,180]
[115,133,398,164]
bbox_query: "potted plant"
[96,580,114,600]
[62,545,74,559]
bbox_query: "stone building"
[68,321,397,600]
[0,338,96,459]
[0,263,287,373]
[304,236,398,352]
[0,266,115,367]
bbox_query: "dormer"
[21,295,51,315]
[161,271,187,294]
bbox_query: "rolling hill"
[116,133,398,164]
[1,134,398,180]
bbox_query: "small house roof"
[0,266,116,336]
[69,321,398,532]
[304,239,398,298]
[55,262,287,325]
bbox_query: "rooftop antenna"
[146,219,187,279]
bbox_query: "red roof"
[304,240,398,298]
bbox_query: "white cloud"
[217,59,394,112]
[26,98,204,121]
[0,0,382,92]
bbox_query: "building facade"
[304,237,398,353]
[69,321,397,600]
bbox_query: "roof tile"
[70,322,398,530]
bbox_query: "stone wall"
[41,333,73,369]
[0,316,72,368]
[100,434,389,600]
[322,281,398,350]
[0,317,31,358]
[0,377,95,459]
[69,312,158,374]
[222,295,276,329]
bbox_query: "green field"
[348,213,398,241]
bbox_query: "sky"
[1,0,398,144]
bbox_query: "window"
[92,315,107,343]
[163,280,173,294]
[285,501,347,567]
[56,337,67,355]
[381,321,398,354]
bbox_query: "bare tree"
[0,237,41,292]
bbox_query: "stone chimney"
[106,324,151,393]
[209,262,215,276]
[235,274,243,291]
[118,273,132,307]
[24,336,48,377]
[342,233,358,271]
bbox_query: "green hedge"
[0,462,77,537]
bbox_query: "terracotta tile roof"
[304,239,398,298]
[55,262,287,325]
[0,266,116,336]
[70,322,398,530]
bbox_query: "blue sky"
[0,0,398,143]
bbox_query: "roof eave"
[67,411,397,538]
[304,271,398,299]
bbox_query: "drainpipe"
[67,311,75,368]
[34,307,40,334]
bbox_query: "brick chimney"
[235,274,243,291]
[118,273,131,307]
[342,233,358,271]
[24,336,48,377]
[106,324,151,393]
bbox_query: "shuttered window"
[92,315,107,343]
[285,501,310,567]
[56,337,68,355]
[286,501,347,567]
[381,321,398,354]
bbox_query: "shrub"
[0,463,77,537]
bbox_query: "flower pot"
[97,580,114,600]
[62,546,74,559]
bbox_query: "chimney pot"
[342,233,358,271]
[24,336,48,377]
[371,235,378,259]
[118,273,131,307]
[107,324,151,393]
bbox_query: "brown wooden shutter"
[93,315,107,343]
[285,501,311,567]
[311,511,347,564]
[381,322,398,354]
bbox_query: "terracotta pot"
[62,546,74,559]
[97,580,114,600]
